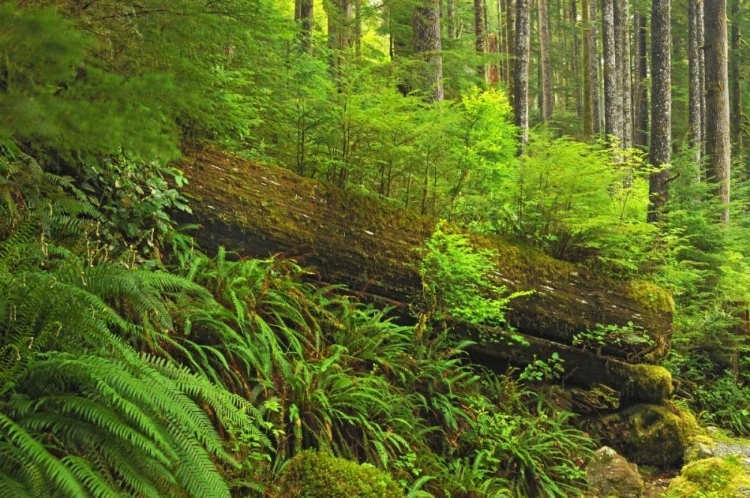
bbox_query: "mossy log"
[461,321,673,405]
[177,148,674,401]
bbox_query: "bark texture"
[634,11,649,149]
[538,0,554,121]
[602,0,622,142]
[589,0,601,135]
[704,0,731,225]
[731,0,743,155]
[475,0,487,79]
[688,0,704,162]
[413,0,445,102]
[294,0,314,51]
[582,0,594,137]
[177,148,675,403]
[648,0,671,223]
[514,0,531,142]
[617,0,632,147]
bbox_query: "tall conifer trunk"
[619,0,632,147]
[602,0,622,142]
[648,0,670,222]
[730,0,743,156]
[688,0,704,163]
[582,0,594,137]
[476,0,487,80]
[705,0,731,225]
[538,0,553,120]
[414,0,445,102]
[295,0,314,51]
[634,11,649,149]
[571,0,581,117]
[514,0,531,143]
[590,0,601,134]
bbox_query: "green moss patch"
[275,451,404,498]
[666,456,750,498]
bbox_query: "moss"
[621,403,699,468]
[629,280,675,314]
[620,364,674,403]
[666,456,750,498]
[275,451,404,498]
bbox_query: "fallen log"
[175,147,674,402]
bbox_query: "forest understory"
[1,0,750,496]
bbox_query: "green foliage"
[276,450,403,498]
[573,322,654,356]
[418,221,528,327]
[519,353,565,383]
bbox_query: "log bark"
[176,147,674,401]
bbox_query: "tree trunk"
[647,0,671,223]
[730,0,743,156]
[688,0,704,163]
[602,0,622,143]
[413,0,445,102]
[488,33,501,85]
[295,0,314,52]
[447,0,457,38]
[538,0,554,121]
[618,0,632,147]
[505,0,517,94]
[634,11,649,149]
[590,0,601,135]
[704,0,731,226]
[571,0,581,118]
[582,0,594,137]
[475,0,487,80]
[514,0,531,143]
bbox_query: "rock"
[585,403,699,468]
[586,446,645,497]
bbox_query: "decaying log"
[176,147,675,402]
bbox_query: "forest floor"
[641,471,677,497]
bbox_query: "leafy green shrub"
[418,221,529,327]
[276,450,403,498]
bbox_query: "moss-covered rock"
[585,446,644,498]
[587,403,699,468]
[275,451,404,498]
[665,456,750,497]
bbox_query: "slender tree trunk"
[538,0,554,120]
[619,0,632,147]
[414,0,445,102]
[582,0,594,137]
[590,0,601,134]
[476,0,487,80]
[572,0,581,118]
[447,0,457,38]
[354,0,362,57]
[705,0,731,225]
[507,0,517,94]
[514,0,532,143]
[295,0,315,52]
[603,0,622,142]
[688,0,704,162]
[699,1,706,164]
[489,34,501,84]
[634,11,649,149]
[648,0,671,222]
[730,0,743,156]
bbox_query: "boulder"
[585,446,644,498]
[585,403,700,468]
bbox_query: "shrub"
[276,450,403,498]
